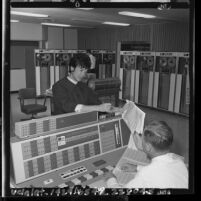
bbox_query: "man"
[86,49,96,74]
[52,53,113,115]
[106,121,189,188]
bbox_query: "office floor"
[9,92,189,163]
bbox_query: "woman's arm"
[75,103,113,113]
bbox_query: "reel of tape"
[63,54,70,61]
[168,57,176,67]
[147,57,154,66]
[159,57,168,67]
[130,56,135,65]
[42,53,51,62]
[123,55,130,64]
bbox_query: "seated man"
[52,53,114,115]
[106,121,188,188]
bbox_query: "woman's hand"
[109,106,124,114]
[98,103,131,114]
[99,103,112,112]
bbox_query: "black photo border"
[2,0,195,198]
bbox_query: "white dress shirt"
[125,153,188,189]
[107,153,188,189]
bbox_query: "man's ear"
[144,141,152,152]
[70,66,75,72]
[133,132,143,151]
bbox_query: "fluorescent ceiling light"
[91,0,170,2]
[11,19,19,22]
[72,18,101,23]
[76,8,94,10]
[41,22,71,27]
[73,25,95,29]
[103,22,130,26]
[11,11,48,18]
[118,11,156,19]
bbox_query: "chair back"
[18,88,36,100]
[18,88,47,119]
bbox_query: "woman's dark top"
[52,77,101,115]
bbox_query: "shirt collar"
[151,153,178,163]
[67,76,78,85]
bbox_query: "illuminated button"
[71,178,81,185]
[83,174,93,180]
[95,169,104,175]
[58,183,68,188]
[89,171,98,178]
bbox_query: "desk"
[10,147,126,188]
[11,112,131,188]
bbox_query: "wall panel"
[78,25,151,50]
[64,29,78,49]
[152,22,189,51]
[11,22,43,41]
[78,23,189,51]
[47,27,63,49]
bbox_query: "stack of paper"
[122,100,146,150]
[113,148,150,185]
[112,100,149,185]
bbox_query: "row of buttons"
[57,165,114,188]
[60,166,87,179]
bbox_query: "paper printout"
[112,101,149,185]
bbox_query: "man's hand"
[103,172,120,188]
[103,171,117,183]
[120,163,138,173]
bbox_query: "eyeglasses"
[79,66,89,72]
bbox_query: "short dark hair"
[86,49,91,53]
[69,53,91,70]
[143,121,173,151]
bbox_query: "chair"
[18,88,47,120]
